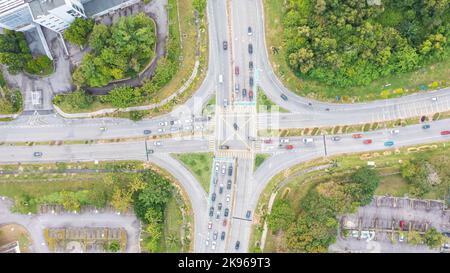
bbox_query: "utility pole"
[144,139,149,161]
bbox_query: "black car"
[211,192,216,202]
[209,207,214,217]
[249,61,253,70]
[242,88,247,97]
[33,152,43,157]
[223,41,228,50]
[218,202,222,211]
[246,210,251,219]
[221,231,226,241]
[235,241,240,250]
[224,208,229,217]
[233,123,238,130]
[170,120,175,125]
[280,94,288,101]
[248,43,253,54]
[249,77,254,86]
[248,26,252,35]
[147,149,154,154]
[220,145,230,150]
[227,180,232,190]
[228,166,233,176]
[143,130,152,135]
[219,186,224,194]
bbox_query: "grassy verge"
[263,0,450,102]
[254,153,270,171]
[249,141,450,252]
[161,192,183,252]
[257,89,288,113]
[173,153,213,193]
[0,72,22,115]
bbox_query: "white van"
[219,74,223,84]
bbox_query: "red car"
[352,134,363,139]
[235,66,239,75]
[264,139,272,144]
[441,130,450,135]
[223,219,227,227]
[286,144,294,150]
[363,139,373,145]
[249,90,253,100]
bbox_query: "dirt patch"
[0,224,33,253]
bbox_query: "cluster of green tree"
[193,0,207,18]
[0,87,22,115]
[0,30,53,75]
[133,171,174,253]
[400,158,434,197]
[64,18,95,48]
[283,0,449,87]
[73,13,156,87]
[268,167,380,252]
[53,89,94,111]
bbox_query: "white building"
[0,0,138,59]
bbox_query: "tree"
[348,167,380,206]
[166,233,180,248]
[90,24,110,53]
[111,186,132,213]
[60,191,81,212]
[0,30,32,74]
[53,89,93,110]
[407,230,423,245]
[424,228,446,249]
[104,85,144,108]
[267,199,296,232]
[106,240,121,252]
[64,18,94,47]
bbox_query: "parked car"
[384,141,395,147]
[227,180,232,190]
[143,130,152,135]
[248,43,253,54]
[441,130,450,135]
[422,124,431,129]
[33,152,43,157]
[223,41,228,50]
[352,134,363,139]
[280,94,288,101]
[246,210,251,219]
[363,139,373,145]
[331,136,341,141]
[224,208,229,217]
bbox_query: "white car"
[215,162,220,172]
[223,99,228,108]
[170,127,179,132]
[390,129,400,134]
[226,194,230,203]
[184,126,193,131]
[153,141,162,146]
[205,239,209,246]
[221,165,226,175]
[159,121,168,126]
[431,97,437,101]
[158,128,165,133]
[185,119,193,123]
[208,221,212,229]
[211,241,216,250]
[302,138,314,144]
[280,138,289,143]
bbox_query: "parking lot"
[204,157,236,252]
[330,196,450,253]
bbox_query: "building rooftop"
[83,0,132,17]
[28,0,66,19]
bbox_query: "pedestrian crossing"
[216,149,254,159]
